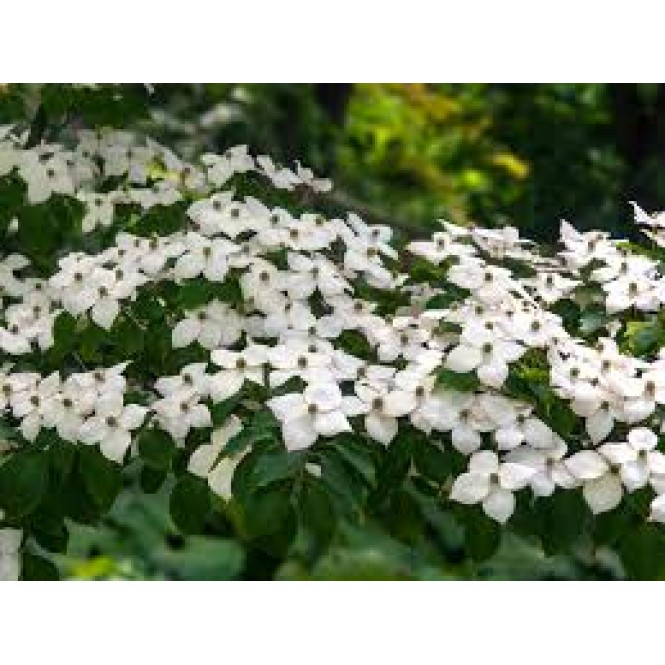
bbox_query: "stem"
[25,103,47,148]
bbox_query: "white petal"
[449,472,489,504]
[598,442,635,466]
[495,426,524,450]
[445,344,482,373]
[304,382,342,411]
[197,321,221,350]
[477,360,509,388]
[522,418,554,449]
[499,463,535,490]
[583,473,623,514]
[0,554,20,581]
[628,427,658,451]
[189,404,212,429]
[208,457,237,499]
[482,487,515,523]
[315,410,351,437]
[469,450,500,475]
[120,404,148,430]
[267,393,307,422]
[188,442,218,478]
[585,409,614,444]
[451,424,482,454]
[100,429,132,464]
[566,450,609,480]
[91,298,120,330]
[172,317,200,349]
[649,494,665,523]
[174,253,204,279]
[365,411,398,445]
[620,460,650,491]
[0,529,22,555]
[208,371,244,403]
[382,389,417,417]
[283,415,318,451]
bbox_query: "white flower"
[599,427,665,492]
[505,439,576,497]
[172,301,242,350]
[103,143,152,183]
[10,372,61,441]
[267,344,333,387]
[477,393,555,450]
[417,390,491,454]
[70,363,128,397]
[565,450,623,514]
[284,252,349,299]
[208,345,268,402]
[79,392,148,463]
[350,381,417,446]
[268,382,353,451]
[152,392,212,441]
[41,378,96,443]
[173,232,239,281]
[78,191,115,233]
[445,323,524,388]
[407,232,476,264]
[155,363,209,399]
[18,151,74,203]
[449,450,535,523]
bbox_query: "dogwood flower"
[268,382,353,451]
[173,233,239,282]
[599,428,665,492]
[449,450,535,523]
[79,392,148,463]
[445,324,524,388]
[208,345,268,401]
[565,449,624,514]
[172,301,242,350]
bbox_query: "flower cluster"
[4,125,665,579]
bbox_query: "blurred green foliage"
[129,83,665,241]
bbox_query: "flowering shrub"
[4,101,665,579]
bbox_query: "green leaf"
[251,450,306,488]
[535,491,589,555]
[0,451,49,519]
[138,427,176,470]
[462,509,501,562]
[617,523,665,580]
[624,320,664,357]
[170,475,211,535]
[331,435,377,487]
[436,368,480,392]
[139,465,168,494]
[77,446,122,513]
[411,436,450,484]
[209,394,242,428]
[297,476,336,545]
[21,553,59,581]
[578,306,607,336]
